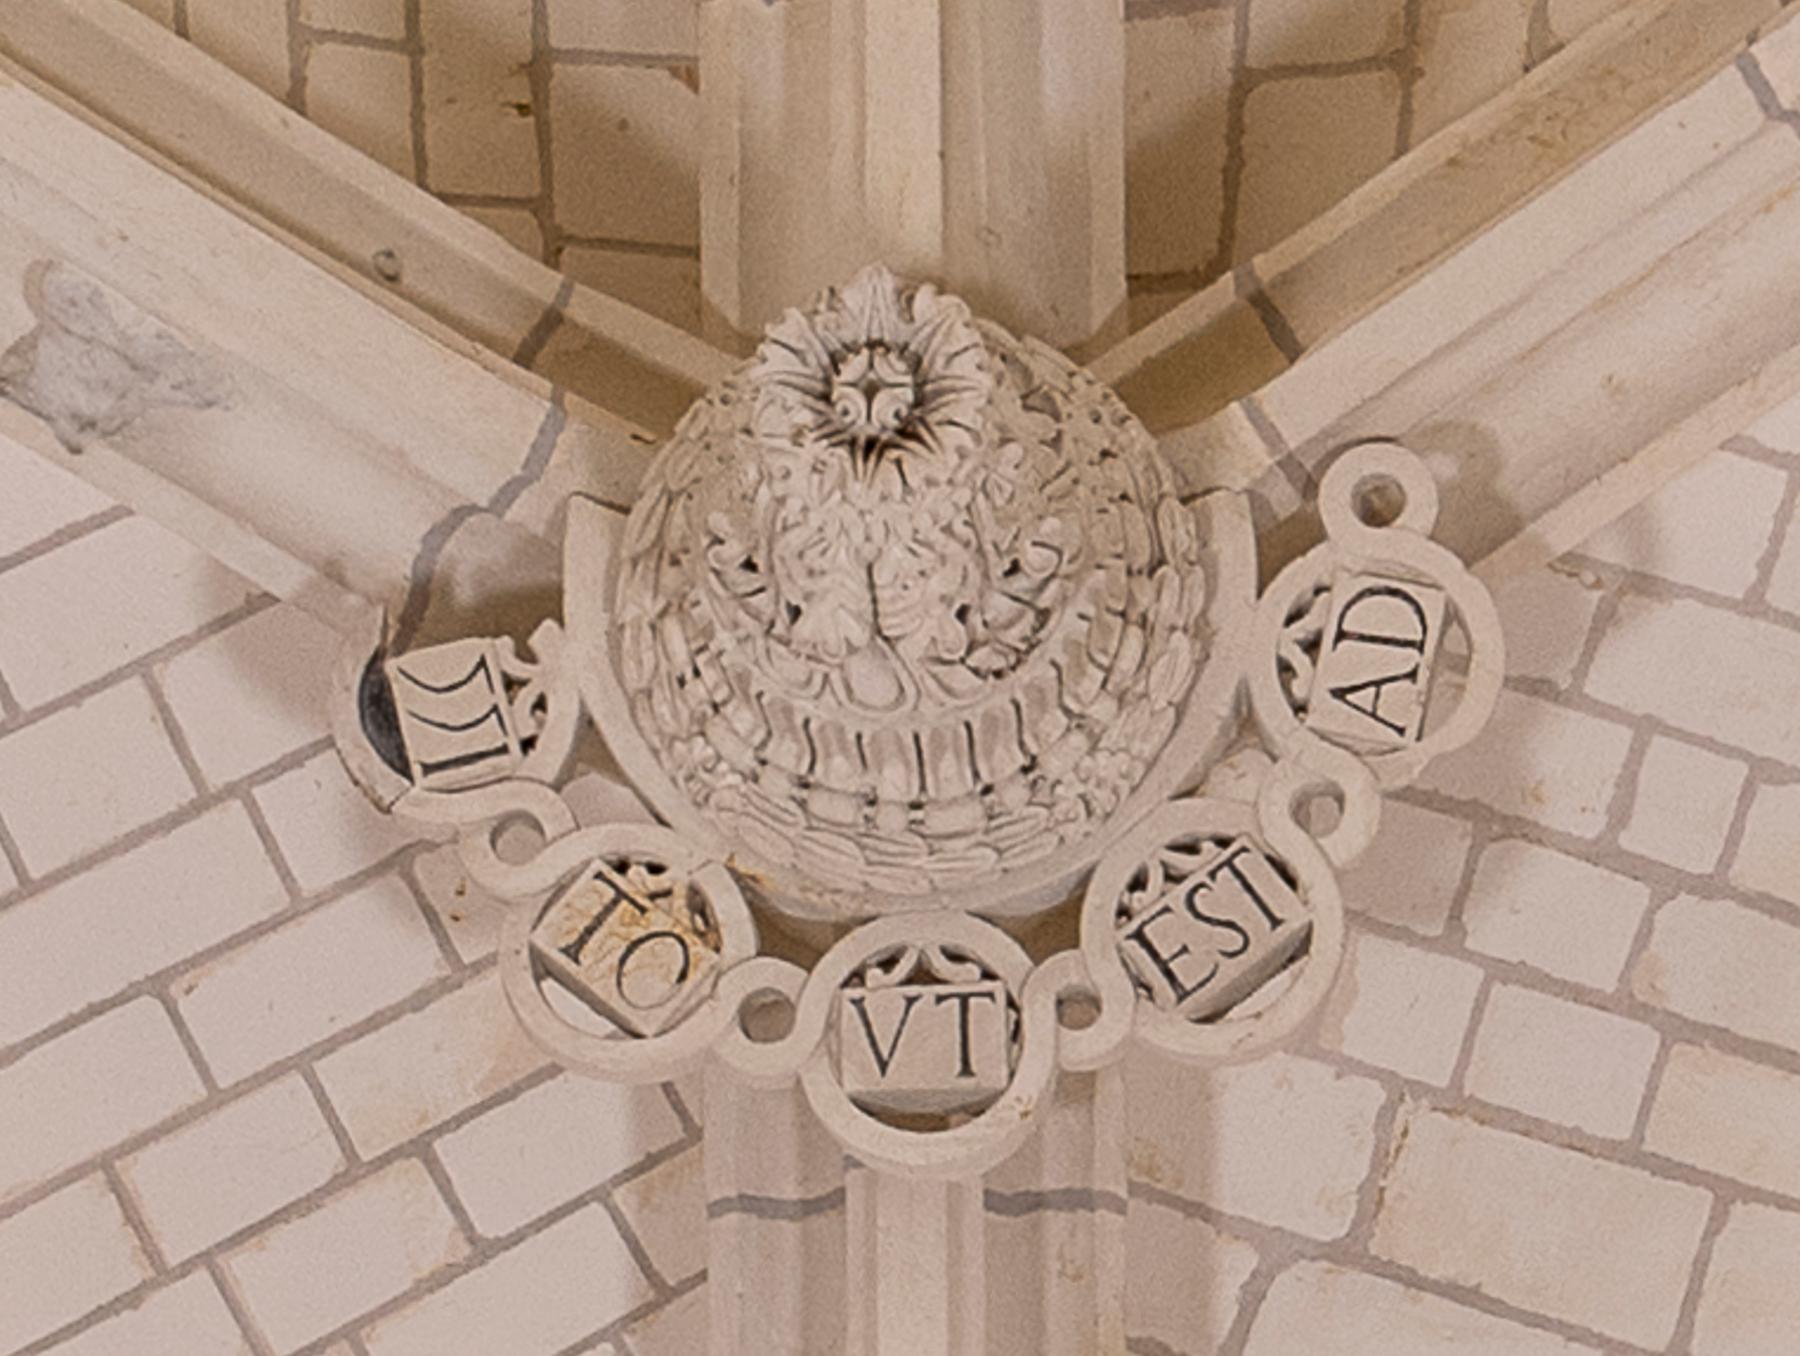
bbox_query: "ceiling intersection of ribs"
[335,264,1503,1178]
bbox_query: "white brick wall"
[0,1178,152,1353]
[1369,1106,1712,1347]
[177,876,448,1085]
[1125,1052,1386,1240]
[433,1072,684,1238]
[156,604,341,787]
[117,1076,346,1261]
[1462,984,1660,1137]
[5,178,1800,1355]
[1245,1261,1603,1354]
[0,999,204,1205]
[360,1206,654,1356]
[220,1161,469,1351]
[0,803,286,1046]
[313,971,545,1160]
[1461,840,1650,988]
[0,679,194,875]
[40,1272,253,1356]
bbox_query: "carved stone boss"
[334,267,1504,1179]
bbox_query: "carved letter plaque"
[1303,573,1447,753]
[384,637,525,791]
[530,861,721,1037]
[837,980,1011,1115]
[1114,838,1311,1021]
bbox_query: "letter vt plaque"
[837,980,1011,1114]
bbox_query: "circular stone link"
[1256,743,1381,870]
[1248,443,1503,792]
[1317,441,1441,546]
[1080,796,1347,1066]
[497,824,759,1081]
[792,912,1056,1179]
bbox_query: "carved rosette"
[607,266,1221,914]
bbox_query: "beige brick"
[1124,1051,1386,1240]
[0,435,112,560]
[1125,10,1233,275]
[1462,839,1650,988]
[410,842,514,963]
[1411,0,1533,145]
[435,1072,683,1237]
[0,1178,152,1354]
[362,1206,654,1356]
[1339,798,1472,935]
[1317,931,1484,1084]
[611,1143,704,1285]
[1730,780,1800,908]
[0,803,285,1046]
[561,244,700,334]
[1548,0,1628,44]
[1621,736,1746,875]
[0,679,193,875]
[1464,984,1659,1137]
[1645,1043,1800,1199]
[1633,896,1800,1054]
[307,44,415,178]
[1247,0,1406,65]
[251,750,419,893]
[1125,1194,1259,1356]
[223,1161,467,1353]
[0,836,17,895]
[1238,72,1401,259]
[0,999,203,1205]
[549,0,697,54]
[461,204,544,260]
[551,63,698,246]
[1370,1106,1712,1347]
[1244,1260,1601,1356]
[1421,688,1633,837]
[1692,1203,1800,1356]
[118,1076,345,1262]
[1490,566,1603,687]
[625,1287,704,1356]
[314,972,546,1159]
[301,0,405,40]
[421,0,538,197]
[1760,513,1800,617]
[43,1271,253,1356]
[156,604,338,786]
[189,0,292,100]
[1587,595,1800,762]
[177,875,447,1084]
[1580,451,1787,597]
[119,0,177,26]
[0,516,257,708]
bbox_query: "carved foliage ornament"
[336,267,1505,1179]
[602,267,1237,918]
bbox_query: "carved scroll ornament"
[333,267,1504,1179]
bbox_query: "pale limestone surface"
[142,0,1642,333]
[9,446,1800,1350]
[11,2,1800,1352]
